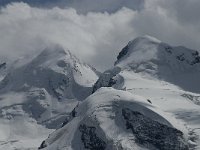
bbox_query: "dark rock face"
[181,93,200,105]
[176,54,185,61]
[92,67,121,93]
[23,89,47,120]
[175,50,200,65]
[48,76,70,100]
[38,140,47,149]
[0,62,6,69]
[117,45,129,61]
[93,75,116,93]
[122,108,189,150]
[191,51,200,65]
[164,45,200,66]
[164,46,173,54]
[79,124,106,150]
[61,104,78,127]
[163,44,200,66]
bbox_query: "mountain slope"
[0,45,99,149]
[40,88,188,150]
[92,35,200,149]
[41,36,200,150]
[115,36,200,70]
[115,35,200,93]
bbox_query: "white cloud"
[0,3,136,70]
[132,0,200,50]
[0,1,200,71]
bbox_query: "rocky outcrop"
[122,108,188,150]
[79,124,106,150]
[92,67,121,93]
[0,62,6,69]
[38,141,47,149]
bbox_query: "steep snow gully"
[1,36,200,150]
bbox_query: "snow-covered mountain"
[40,87,188,150]
[0,45,98,100]
[94,35,200,93]
[115,36,200,92]
[40,36,200,150]
[1,35,200,150]
[0,45,99,149]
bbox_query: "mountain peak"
[115,36,200,74]
[30,45,71,67]
[115,35,161,64]
[0,44,98,98]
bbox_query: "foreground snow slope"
[0,45,98,150]
[40,88,188,150]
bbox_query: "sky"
[0,0,200,71]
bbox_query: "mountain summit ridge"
[115,35,200,73]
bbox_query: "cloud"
[157,0,200,25]
[132,0,200,50]
[0,1,200,71]
[0,2,136,70]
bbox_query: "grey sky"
[0,0,144,12]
